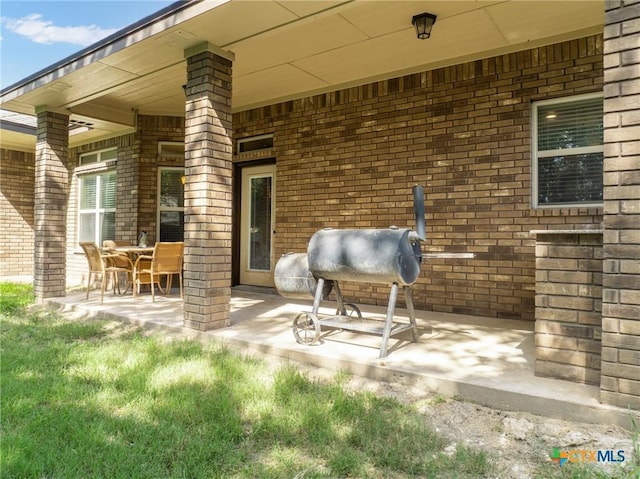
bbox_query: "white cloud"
[1,14,118,47]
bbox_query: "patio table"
[101,246,155,295]
[110,246,155,256]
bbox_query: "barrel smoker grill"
[274,186,428,359]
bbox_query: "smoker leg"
[333,281,346,316]
[379,282,399,359]
[312,278,325,315]
[403,286,419,342]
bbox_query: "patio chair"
[80,242,134,303]
[133,242,184,301]
[102,240,135,292]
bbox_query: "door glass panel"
[159,169,184,208]
[249,176,272,271]
[160,211,184,242]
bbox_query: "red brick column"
[183,44,234,330]
[34,108,69,301]
[600,1,640,409]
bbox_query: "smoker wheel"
[292,312,321,345]
[336,303,362,319]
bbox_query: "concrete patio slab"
[44,287,639,431]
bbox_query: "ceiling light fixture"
[412,13,437,39]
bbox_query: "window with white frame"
[78,170,116,245]
[532,93,603,208]
[158,167,184,242]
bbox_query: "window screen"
[533,94,603,207]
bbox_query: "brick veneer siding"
[136,114,185,244]
[183,49,234,331]
[534,231,603,385]
[33,110,69,300]
[114,133,139,245]
[0,149,35,277]
[65,121,185,287]
[601,1,640,409]
[66,136,131,287]
[235,35,604,320]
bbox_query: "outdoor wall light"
[412,12,437,39]
[180,175,186,185]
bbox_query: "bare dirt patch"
[290,360,637,479]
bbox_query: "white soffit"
[231,14,369,76]
[275,0,347,18]
[486,1,605,44]
[291,9,505,86]
[337,0,498,38]
[98,34,186,77]
[234,63,329,108]
[184,0,301,46]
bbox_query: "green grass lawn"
[1,282,637,478]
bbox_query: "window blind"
[534,95,603,207]
[537,97,603,152]
[158,168,185,242]
[537,153,603,205]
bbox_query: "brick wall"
[235,35,605,320]
[114,133,138,245]
[67,136,122,286]
[136,114,185,245]
[65,118,184,287]
[0,149,35,277]
[601,0,640,409]
[534,231,603,385]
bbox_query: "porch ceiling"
[0,0,603,149]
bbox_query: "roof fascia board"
[0,121,36,136]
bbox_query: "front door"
[239,164,276,287]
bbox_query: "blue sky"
[0,0,176,90]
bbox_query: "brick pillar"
[115,134,139,244]
[534,231,603,385]
[183,43,234,330]
[600,1,640,409]
[34,108,69,301]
